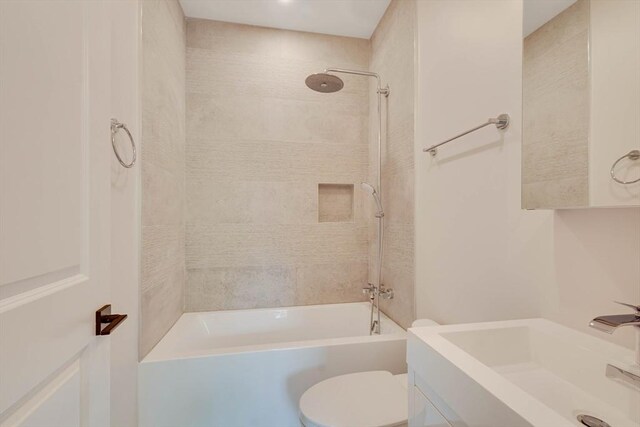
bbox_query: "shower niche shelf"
[318,184,354,223]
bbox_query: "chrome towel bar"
[424,114,510,157]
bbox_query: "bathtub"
[139,302,407,427]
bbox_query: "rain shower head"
[305,73,344,93]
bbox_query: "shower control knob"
[379,287,394,300]
[362,284,377,295]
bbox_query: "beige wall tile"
[138,7,418,321]
[187,18,369,68]
[382,170,415,226]
[295,263,369,305]
[185,19,372,311]
[188,180,318,225]
[141,225,185,293]
[186,267,296,311]
[368,0,416,328]
[187,93,367,144]
[187,223,368,269]
[186,47,368,102]
[379,266,414,329]
[523,178,589,209]
[187,139,367,183]
[524,0,589,59]
[522,137,588,184]
[140,265,184,356]
[382,114,415,176]
[142,162,185,227]
[140,0,186,358]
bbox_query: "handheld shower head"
[360,182,376,196]
[361,182,383,215]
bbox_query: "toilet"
[299,319,439,427]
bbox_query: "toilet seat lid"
[299,371,407,427]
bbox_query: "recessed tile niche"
[318,184,354,223]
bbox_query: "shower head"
[305,73,344,93]
[361,182,383,215]
[360,182,377,196]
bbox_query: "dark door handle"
[96,304,128,335]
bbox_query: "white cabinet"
[410,384,452,427]
[407,332,532,427]
[522,0,640,209]
[588,0,640,207]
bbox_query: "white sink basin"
[408,319,640,427]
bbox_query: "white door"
[1,0,114,426]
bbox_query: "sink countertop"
[408,318,640,427]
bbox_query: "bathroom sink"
[408,319,640,427]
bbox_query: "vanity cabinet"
[407,332,532,427]
[522,0,640,209]
[409,384,451,427]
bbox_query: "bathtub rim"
[142,302,407,363]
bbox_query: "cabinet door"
[522,0,640,208]
[410,385,452,427]
[589,0,640,207]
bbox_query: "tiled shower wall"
[370,0,416,328]
[141,0,186,357]
[184,20,371,310]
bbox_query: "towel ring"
[111,118,136,168]
[610,150,640,185]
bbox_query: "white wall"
[544,208,640,348]
[415,0,554,324]
[414,0,639,350]
[110,1,141,425]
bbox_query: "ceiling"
[523,0,577,37]
[180,0,577,41]
[179,0,392,39]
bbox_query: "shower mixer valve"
[362,284,394,300]
[362,283,377,297]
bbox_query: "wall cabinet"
[522,0,639,209]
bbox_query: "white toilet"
[299,319,439,427]
[299,371,408,427]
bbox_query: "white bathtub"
[139,302,407,427]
